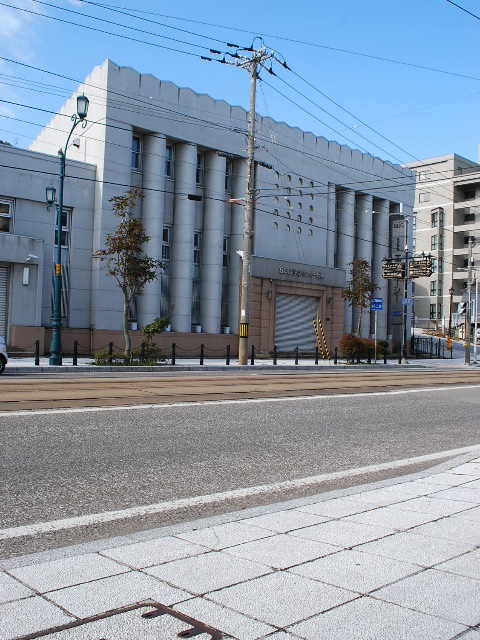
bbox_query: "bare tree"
[341,258,378,336]
[93,187,163,360]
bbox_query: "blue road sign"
[401,298,414,306]
[371,297,383,311]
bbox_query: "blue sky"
[1,0,480,165]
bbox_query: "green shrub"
[339,333,364,362]
[93,346,128,365]
[361,337,375,359]
[378,339,390,354]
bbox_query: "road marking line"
[1,384,480,418]
[2,444,480,540]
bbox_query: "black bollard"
[73,340,78,366]
[171,343,176,366]
[226,344,230,365]
[273,345,277,366]
[108,341,113,366]
[200,344,204,366]
[34,340,40,366]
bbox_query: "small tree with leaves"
[341,258,378,337]
[93,187,163,361]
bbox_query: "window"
[165,144,174,178]
[196,154,204,186]
[191,232,201,326]
[438,283,443,297]
[430,304,437,320]
[419,192,430,203]
[431,235,438,251]
[54,208,71,249]
[221,236,229,327]
[430,281,437,296]
[431,258,437,273]
[431,211,438,228]
[412,238,416,251]
[0,199,13,233]
[439,234,444,250]
[412,215,416,232]
[225,160,232,192]
[160,226,171,318]
[438,257,443,272]
[464,190,476,200]
[419,171,427,181]
[162,226,171,261]
[438,303,442,317]
[131,135,141,170]
[222,237,229,268]
[439,209,444,226]
[193,231,201,265]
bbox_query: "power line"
[70,1,480,83]
[446,0,480,21]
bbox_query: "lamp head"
[45,185,56,205]
[76,94,89,120]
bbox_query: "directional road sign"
[401,298,414,306]
[371,297,383,311]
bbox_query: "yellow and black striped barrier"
[312,318,330,362]
[312,319,326,363]
[318,318,330,360]
[239,323,249,338]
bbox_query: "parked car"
[0,337,8,374]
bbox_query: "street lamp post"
[448,286,454,339]
[45,95,89,366]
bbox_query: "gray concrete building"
[1,60,414,354]
[406,153,480,335]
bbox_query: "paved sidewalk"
[1,454,480,639]
[3,352,474,373]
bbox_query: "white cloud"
[0,1,41,62]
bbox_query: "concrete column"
[200,152,226,333]
[336,188,355,334]
[326,183,336,268]
[371,199,389,340]
[170,142,197,332]
[137,134,166,327]
[228,158,247,333]
[354,193,373,338]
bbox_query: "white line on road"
[1,384,480,418]
[2,444,480,540]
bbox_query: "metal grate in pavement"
[17,601,231,639]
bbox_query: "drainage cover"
[20,601,232,640]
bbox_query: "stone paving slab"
[206,571,356,628]
[288,548,421,594]
[2,452,480,640]
[373,568,480,626]
[45,571,190,619]
[286,597,467,640]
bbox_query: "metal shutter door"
[274,294,318,351]
[0,267,8,338]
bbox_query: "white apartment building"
[406,153,480,334]
[1,59,414,354]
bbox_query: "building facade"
[406,153,480,334]
[1,60,414,354]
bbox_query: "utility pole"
[401,217,409,364]
[206,43,281,365]
[465,236,474,365]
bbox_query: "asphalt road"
[2,372,480,558]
